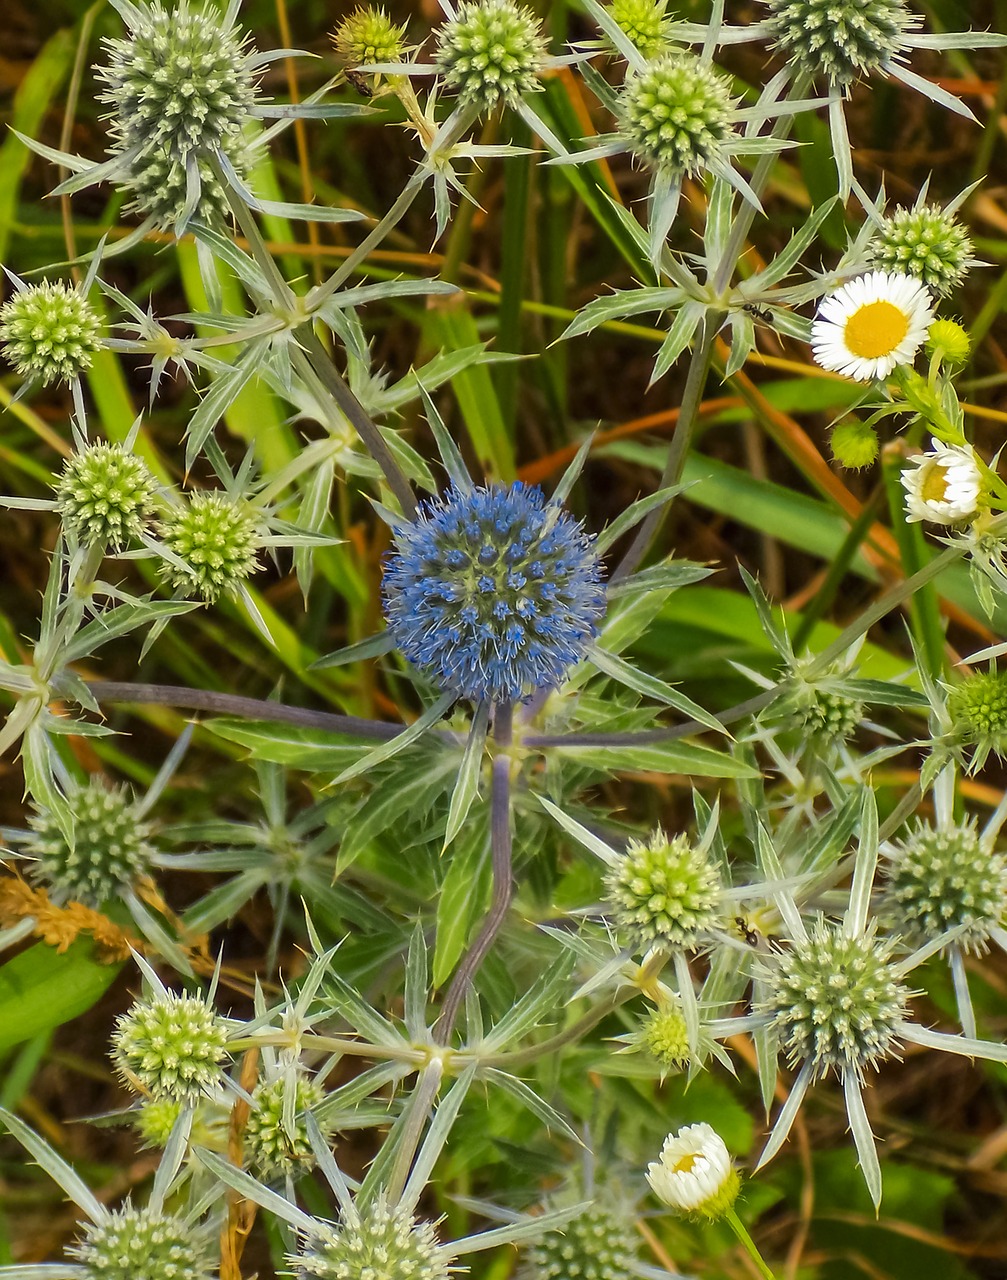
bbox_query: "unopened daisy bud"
[647,1123,739,1220]
[333,7,408,68]
[292,1195,449,1280]
[947,670,1007,768]
[605,829,721,951]
[245,1076,326,1180]
[27,780,154,908]
[901,440,982,526]
[884,819,1007,954]
[926,318,971,366]
[618,52,735,176]
[382,482,605,704]
[868,203,975,298]
[159,492,262,604]
[56,442,158,550]
[642,1003,691,1070]
[830,420,879,470]
[762,917,909,1078]
[70,1204,213,1280]
[0,282,101,386]
[434,0,548,114]
[528,1202,639,1280]
[608,0,674,59]
[112,990,230,1103]
[812,271,934,383]
[762,0,917,88]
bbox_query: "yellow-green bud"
[830,420,879,470]
[332,7,407,69]
[926,318,971,367]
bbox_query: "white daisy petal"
[811,270,935,382]
[645,1122,737,1216]
[901,439,982,525]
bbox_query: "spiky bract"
[27,781,153,907]
[605,830,721,951]
[868,203,975,298]
[292,1197,450,1280]
[762,0,917,86]
[70,1204,214,1280]
[245,1076,325,1180]
[884,820,1007,953]
[159,492,262,604]
[527,1204,639,1280]
[434,0,548,113]
[618,52,735,176]
[56,443,158,550]
[382,482,605,704]
[112,990,229,1103]
[0,282,101,386]
[96,0,257,227]
[763,917,909,1079]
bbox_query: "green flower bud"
[926,318,971,366]
[70,1204,214,1280]
[292,1196,449,1280]
[528,1202,640,1280]
[869,203,975,299]
[159,492,262,604]
[947,670,1007,770]
[0,282,101,386]
[605,829,721,951]
[830,420,879,470]
[608,0,674,59]
[56,442,158,550]
[762,0,916,88]
[112,990,230,1103]
[245,1076,326,1180]
[618,52,735,176]
[333,7,408,68]
[434,0,548,114]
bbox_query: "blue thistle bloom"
[382,482,606,704]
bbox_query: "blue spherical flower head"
[382,482,606,704]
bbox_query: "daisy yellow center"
[843,300,909,359]
[920,462,949,504]
[673,1152,698,1174]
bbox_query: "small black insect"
[735,915,760,948]
[742,303,773,324]
[345,69,374,97]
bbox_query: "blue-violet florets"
[382,482,605,704]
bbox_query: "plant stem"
[610,313,721,584]
[435,701,515,1042]
[482,992,629,1067]
[725,1207,778,1280]
[83,680,435,740]
[295,325,418,518]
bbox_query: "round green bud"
[796,687,864,741]
[884,819,1007,954]
[528,1203,640,1280]
[434,0,548,114]
[607,0,674,59]
[292,1196,449,1280]
[27,780,154,908]
[605,829,721,951]
[926,318,971,367]
[112,991,230,1104]
[762,0,915,88]
[333,7,408,68]
[868,203,975,299]
[0,282,101,386]
[159,492,262,604]
[830,420,879,471]
[71,1204,213,1280]
[762,917,909,1078]
[56,442,158,550]
[245,1076,326,1180]
[947,670,1007,766]
[135,1099,185,1148]
[642,1004,691,1070]
[617,52,735,176]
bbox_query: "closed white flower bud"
[901,440,982,526]
[646,1123,739,1219]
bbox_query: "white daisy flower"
[812,270,935,382]
[901,439,982,525]
[646,1122,739,1219]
